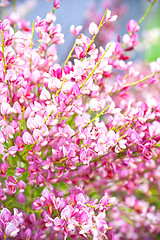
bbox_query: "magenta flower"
[53,0,60,9]
[17,180,26,192]
[0,162,8,177]
[15,136,24,151]
[0,208,12,222]
[15,167,25,177]
[17,193,26,204]
[0,188,6,201]
[0,228,4,240]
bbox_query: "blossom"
[70,25,83,37]
[22,132,34,145]
[106,10,117,22]
[127,19,140,33]
[89,22,99,35]
[53,0,60,9]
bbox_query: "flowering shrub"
[85,0,128,46]
[0,0,160,239]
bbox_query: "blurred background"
[0,0,160,63]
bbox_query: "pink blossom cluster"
[85,0,128,46]
[0,0,160,239]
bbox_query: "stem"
[13,0,16,11]
[20,106,25,131]
[44,110,53,124]
[63,40,77,67]
[31,20,35,49]
[1,30,7,75]
[84,105,110,129]
[16,152,28,164]
[30,20,35,70]
[55,78,66,97]
[138,0,157,25]
[71,105,110,138]
[121,0,157,49]
[129,73,155,87]
[80,41,113,89]
[21,140,38,156]
[84,9,109,54]
[1,30,13,104]
[111,73,156,96]
[57,41,77,97]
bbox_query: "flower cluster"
[85,0,127,46]
[0,0,160,239]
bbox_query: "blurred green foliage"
[145,8,160,62]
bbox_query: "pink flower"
[123,32,139,47]
[5,222,19,238]
[53,0,60,9]
[0,51,3,61]
[40,87,51,101]
[89,22,99,35]
[75,193,86,204]
[89,98,101,111]
[0,162,8,177]
[17,193,26,204]
[74,46,85,59]
[7,146,18,156]
[33,129,43,141]
[15,167,25,177]
[3,126,15,139]
[0,132,5,144]
[150,58,160,74]
[127,19,140,33]
[17,180,26,192]
[61,205,73,220]
[1,102,11,115]
[5,176,17,196]
[22,132,34,145]
[106,10,117,22]
[15,136,24,151]
[0,188,6,201]
[79,211,89,225]
[32,198,44,211]
[13,102,21,113]
[106,130,117,147]
[1,208,12,222]
[46,12,56,23]
[0,229,4,240]
[53,217,64,231]
[36,174,45,187]
[70,25,83,37]
[50,64,62,79]
[1,19,10,30]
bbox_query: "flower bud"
[89,22,99,35]
[53,0,60,9]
